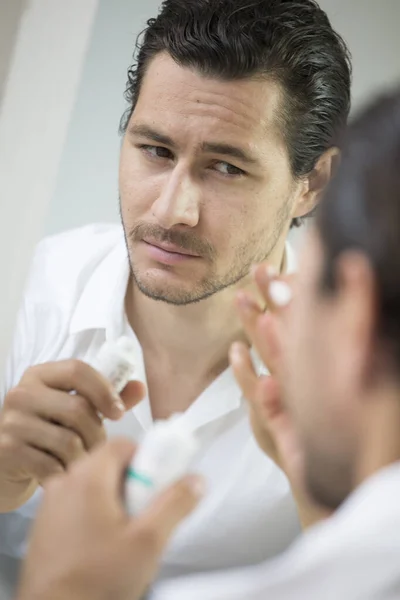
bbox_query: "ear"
[292,147,341,219]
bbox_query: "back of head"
[120,0,352,226]
[318,89,400,371]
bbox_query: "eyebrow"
[128,124,259,166]
[128,124,175,148]
[200,142,258,166]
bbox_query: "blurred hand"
[230,266,301,480]
[16,439,204,600]
[0,360,145,511]
[230,264,329,527]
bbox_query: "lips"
[142,239,200,257]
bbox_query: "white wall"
[46,0,400,239]
[0,0,98,371]
[46,0,161,234]
[320,0,400,112]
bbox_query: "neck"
[128,276,248,379]
[355,382,400,488]
[126,243,286,379]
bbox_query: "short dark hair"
[120,0,352,227]
[317,89,400,370]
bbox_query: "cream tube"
[125,415,199,515]
[92,336,137,393]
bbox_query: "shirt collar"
[283,238,297,274]
[69,234,130,338]
[335,460,400,519]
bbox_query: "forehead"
[131,52,287,156]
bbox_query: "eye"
[213,161,246,177]
[140,145,174,160]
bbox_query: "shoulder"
[1,224,125,394]
[26,223,124,304]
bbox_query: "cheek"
[206,190,265,251]
[119,151,161,219]
[198,192,246,249]
[287,314,357,452]
[285,309,326,422]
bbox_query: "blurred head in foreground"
[285,89,400,509]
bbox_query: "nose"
[151,165,201,229]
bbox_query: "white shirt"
[0,223,300,579]
[151,462,400,600]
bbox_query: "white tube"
[125,416,199,515]
[92,337,137,394]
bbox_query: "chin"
[133,273,205,306]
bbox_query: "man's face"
[119,53,306,305]
[284,230,366,509]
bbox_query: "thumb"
[120,380,146,410]
[132,475,205,550]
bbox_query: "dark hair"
[317,89,400,368]
[120,0,352,227]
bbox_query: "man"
[15,89,400,600]
[0,0,351,583]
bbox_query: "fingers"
[257,373,285,422]
[254,312,282,376]
[230,342,281,422]
[21,446,65,483]
[0,436,64,482]
[5,385,106,451]
[120,380,146,411]
[235,265,293,375]
[72,438,137,502]
[234,294,277,375]
[21,361,126,420]
[229,342,258,402]
[0,412,85,470]
[252,264,293,310]
[31,389,104,450]
[132,475,205,555]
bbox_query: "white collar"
[69,233,129,338]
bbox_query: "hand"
[0,360,145,511]
[231,266,300,479]
[230,265,330,527]
[16,439,204,600]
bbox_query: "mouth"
[140,238,202,266]
[142,238,200,258]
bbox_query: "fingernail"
[187,475,206,499]
[269,280,292,307]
